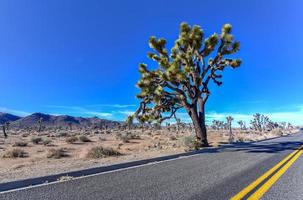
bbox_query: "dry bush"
[115,133,129,143]
[21,133,29,137]
[169,135,177,141]
[58,132,69,137]
[13,141,28,147]
[43,138,52,146]
[98,137,106,141]
[87,146,121,159]
[271,128,283,136]
[116,132,141,143]
[31,137,42,144]
[79,135,91,142]
[65,136,78,144]
[2,149,27,158]
[178,136,199,150]
[236,137,245,142]
[47,148,67,159]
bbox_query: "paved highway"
[0,131,303,200]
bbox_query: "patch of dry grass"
[116,132,141,143]
[13,141,28,147]
[65,136,78,144]
[31,137,42,144]
[47,148,68,159]
[86,146,121,159]
[2,149,27,158]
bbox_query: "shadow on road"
[217,141,303,154]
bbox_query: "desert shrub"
[47,148,67,159]
[169,135,177,141]
[236,137,245,142]
[79,135,91,142]
[180,136,194,146]
[179,136,199,150]
[13,141,28,147]
[115,133,128,143]
[43,138,52,146]
[65,136,78,144]
[21,133,29,137]
[116,132,140,143]
[58,132,69,137]
[2,149,27,158]
[31,137,42,144]
[129,132,141,139]
[271,128,283,136]
[87,146,121,159]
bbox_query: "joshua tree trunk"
[229,124,233,142]
[2,125,7,138]
[188,100,209,147]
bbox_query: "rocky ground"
[0,127,299,183]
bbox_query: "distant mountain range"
[0,112,121,129]
[0,112,22,124]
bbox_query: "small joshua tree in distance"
[226,116,234,142]
[38,117,43,132]
[1,124,7,138]
[131,22,241,147]
[238,120,245,130]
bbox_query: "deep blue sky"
[0,0,302,124]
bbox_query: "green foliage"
[43,138,52,146]
[79,135,91,142]
[31,137,42,144]
[179,136,195,148]
[65,136,78,144]
[132,22,241,125]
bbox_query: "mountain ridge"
[0,112,121,128]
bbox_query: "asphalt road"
[1,131,303,200]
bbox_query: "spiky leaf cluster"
[132,22,241,124]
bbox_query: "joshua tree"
[38,117,43,132]
[5,121,10,131]
[126,115,134,130]
[1,124,7,138]
[280,122,287,130]
[287,123,293,130]
[211,120,219,130]
[68,122,73,131]
[250,113,262,132]
[131,22,241,146]
[217,120,225,130]
[251,113,276,132]
[226,116,234,142]
[176,118,181,133]
[212,120,224,130]
[237,120,245,130]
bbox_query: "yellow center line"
[247,148,303,199]
[230,145,303,200]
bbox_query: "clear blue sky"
[0,0,303,125]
